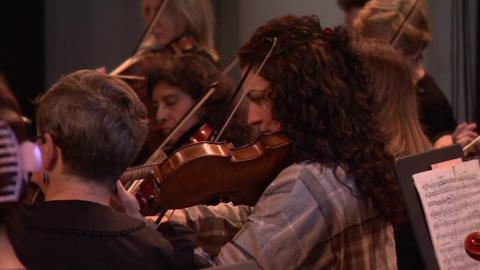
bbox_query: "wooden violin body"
[122,134,292,212]
[128,123,214,215]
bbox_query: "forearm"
[166,203,252,256]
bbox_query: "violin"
[121,133,292,212]
[127,123,213,215]
[121,35,280,215]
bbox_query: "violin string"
[214,37,278,142]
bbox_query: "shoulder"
[254,163,377,228]
[416,73,450,103]
[254,163,347,218]
[6,201,174,270]
[261,162,354,202]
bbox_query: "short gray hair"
[36,70,148,186]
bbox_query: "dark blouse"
[5,200,193,270]
[416,73,457,141]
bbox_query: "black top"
[5,200,193,270]
[416,73,457,142]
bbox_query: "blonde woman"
[353,0,478,150]
[141,0,218,61]
[358,39,432,158]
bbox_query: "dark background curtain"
[476,3,480,123]
[0,1,45,124]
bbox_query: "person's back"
[7,200,173,270]
[6,70,194,270]
[217,163,396,269]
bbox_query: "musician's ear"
[41,133,59,171]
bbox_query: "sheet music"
[413,159,480,270]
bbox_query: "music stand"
[394,144,463,270]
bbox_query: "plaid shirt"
[169,163,397,269]
[167,203,252,257]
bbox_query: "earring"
[43,171,49,184]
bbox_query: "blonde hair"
[145,0,218,61]
[353,0,431,56]
[358,39,432,157]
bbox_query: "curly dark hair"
[337,0,370,10]
[238,15,404,225]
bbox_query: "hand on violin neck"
[110,181,144,221]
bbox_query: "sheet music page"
[413,159,480,270]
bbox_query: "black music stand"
[394,144,463,270]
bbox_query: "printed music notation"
[413,159,480,270]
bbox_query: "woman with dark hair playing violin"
[134,51,250,163]
[117,0,221,156]
[125,51,253,219]
[120,15,404,269]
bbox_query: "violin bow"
[209,61,253,141]
[463,135,480,153]
[390,0,422,46]
[110,0,170,76]
[213,37,278,142]
[131,0,170,56]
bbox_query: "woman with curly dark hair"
[121,14,404,269]
[212,15,404,269]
